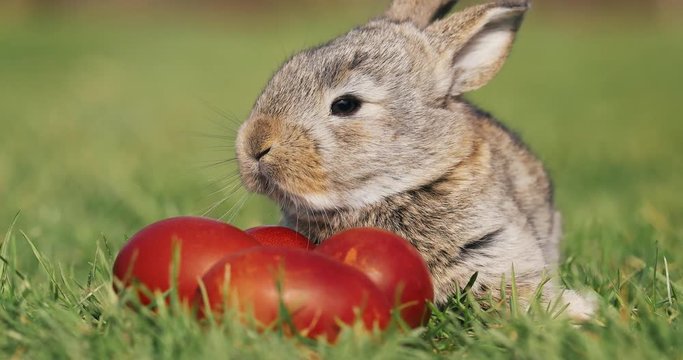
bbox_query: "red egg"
[112,216,260,305]
[245,225,313,250]
[194,247,391,341]
[316,228,434,328]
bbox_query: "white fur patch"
[562,290,598,322]
[298,183,395,211]
[450,29,513,92]
[455,30,512,74]
[430,5,525,95]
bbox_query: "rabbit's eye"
[331,96,361,116]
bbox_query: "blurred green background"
[1,0,682,280]
[1,1,682,358]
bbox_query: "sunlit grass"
[0,6,682,359]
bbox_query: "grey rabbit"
[235,0,594,320]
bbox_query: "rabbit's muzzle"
[236,115,329,201]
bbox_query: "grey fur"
[385,0,460,28]
[235,0,594,320]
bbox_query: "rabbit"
[235,0,595,320]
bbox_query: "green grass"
[1,5,682,359]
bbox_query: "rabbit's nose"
[255,146,272,161]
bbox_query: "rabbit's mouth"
[236,152,330,211]
[255,170,335,213]
[236,116,335,210]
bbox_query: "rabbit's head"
[236,0,529,211]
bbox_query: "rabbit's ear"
[385,0,459,29]
[427,1,529,95]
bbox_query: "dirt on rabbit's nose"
[240,115,329,197]
[243,116,281,161]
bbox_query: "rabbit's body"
[282,100,559,304]
[236,0,594,319]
